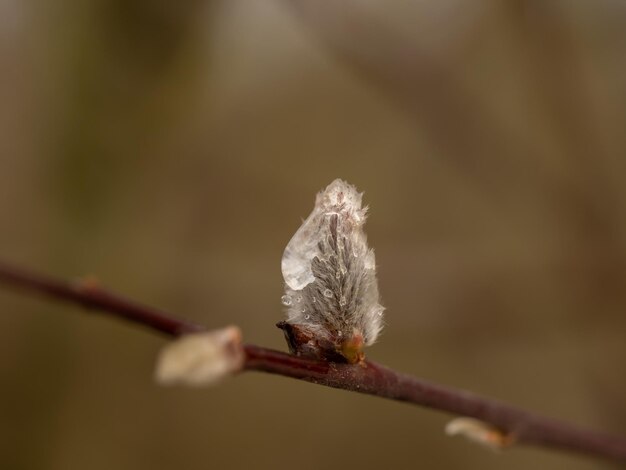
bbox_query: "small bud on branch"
[445,417,514,451]
[155,326,244,386]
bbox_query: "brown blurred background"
[1,1,625,469]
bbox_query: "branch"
[0,261,624,463]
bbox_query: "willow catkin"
[280,179,384,363]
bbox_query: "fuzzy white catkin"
[281,179,384,346]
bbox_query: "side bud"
[155,326,244,387]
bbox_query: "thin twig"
[0,261,624,463]
[0,263,205,336]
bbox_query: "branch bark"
[0,261,624,463]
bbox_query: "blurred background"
[1,1,625,469]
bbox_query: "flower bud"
[445,417,512,450]
[155,326,244,387]
[280,179,384,363]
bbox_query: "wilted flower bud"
[279,179,384,364]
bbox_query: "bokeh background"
[1,1,625,469]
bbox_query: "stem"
[0,261,624,463]
[244,346,626,461]
[0,263,205,336]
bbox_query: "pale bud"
[155,326,244,387]
[280,179,384,363]
[445,417,512,451]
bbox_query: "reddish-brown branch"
[0,261,625,463]
[244,346,626,461]
[0,263,205,336]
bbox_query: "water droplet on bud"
[323,289,333,298]
[281,295,292,306]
